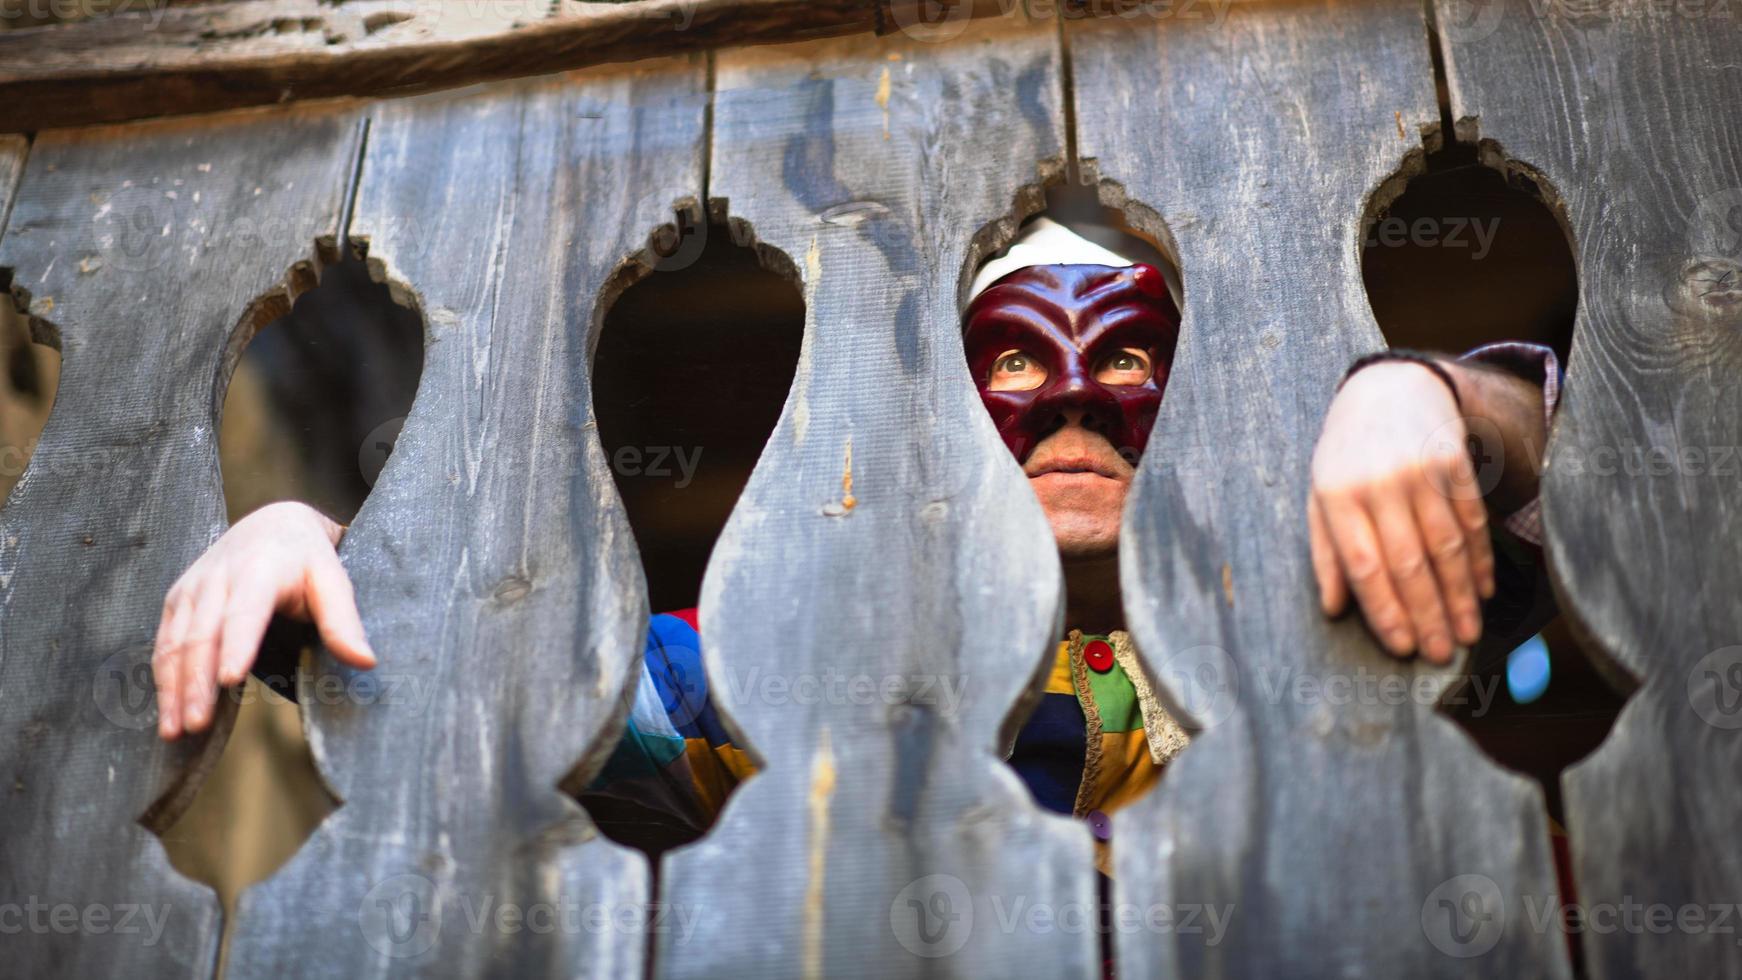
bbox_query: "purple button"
[1088,809,1112,841]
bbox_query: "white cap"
[967,216,1136,304]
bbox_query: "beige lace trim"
[1065,630,1104,819]
[1110,630,1192,767]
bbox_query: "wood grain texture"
[0,135,25,232]
[0,104,361,978]
[0,0,1004,134]
[1069,2,1573,976]
[656,18,1098,979]
[222,58,712,979]
[1437,1,1742,975]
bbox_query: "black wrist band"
[1338,349,1463,412]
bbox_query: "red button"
[1084,639,1114,673]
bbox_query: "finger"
[152,589,189,740]
[216,575,277,688]
[1308,494,1349,616]
[303,551,376,669]
[1414,483,1483,647]
[179,579,228,733]
[1319,490,1415,656]
[1370,491,1455,664]
[1447,472,1496,600]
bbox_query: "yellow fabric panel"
[1086,731,1165,878]
[1045,640,1076,695]
[718,744,757,781]
[1087,729,1163,815]
[684,738,758,817]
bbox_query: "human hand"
[153,501,375,740]
[1308,360,1495,664]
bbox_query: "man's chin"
[1053,534,1120,562]
[1041,508,1123,560]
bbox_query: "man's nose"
[1058,407,1094,429]
[1027,375,1121,440]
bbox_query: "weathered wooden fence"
[1,1,1738,978]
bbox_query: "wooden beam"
[1071,0,1574,974]
[657,15,1099,979]
[224,55,711,976]
[0,101,363,980]
[1438,1,1742,977]
[0,0,1022,133]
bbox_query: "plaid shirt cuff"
[1457,342,1561,547]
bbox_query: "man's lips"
[1025,456,1125,480]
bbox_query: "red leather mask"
[963,263,1180,465]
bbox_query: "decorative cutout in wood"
[656,17,1101,979]
[1437,1,1742,976]
[224,57,710,978]
[1069,2,1573,975]
[0,107,363,978]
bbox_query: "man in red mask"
[150,216,1558,854]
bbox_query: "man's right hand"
[153,501,376,741]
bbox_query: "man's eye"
[988,350,1046,391]
[1097,349,1151,383]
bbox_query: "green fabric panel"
[1080,634,1142,732]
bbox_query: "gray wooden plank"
[0,105,362,978]
[656,17,1099,980]
[1069,2,1573,976]
[1438,2,1742,976]
[223,57,709,979]
[0,134,25,235]
[0,0,938,133]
